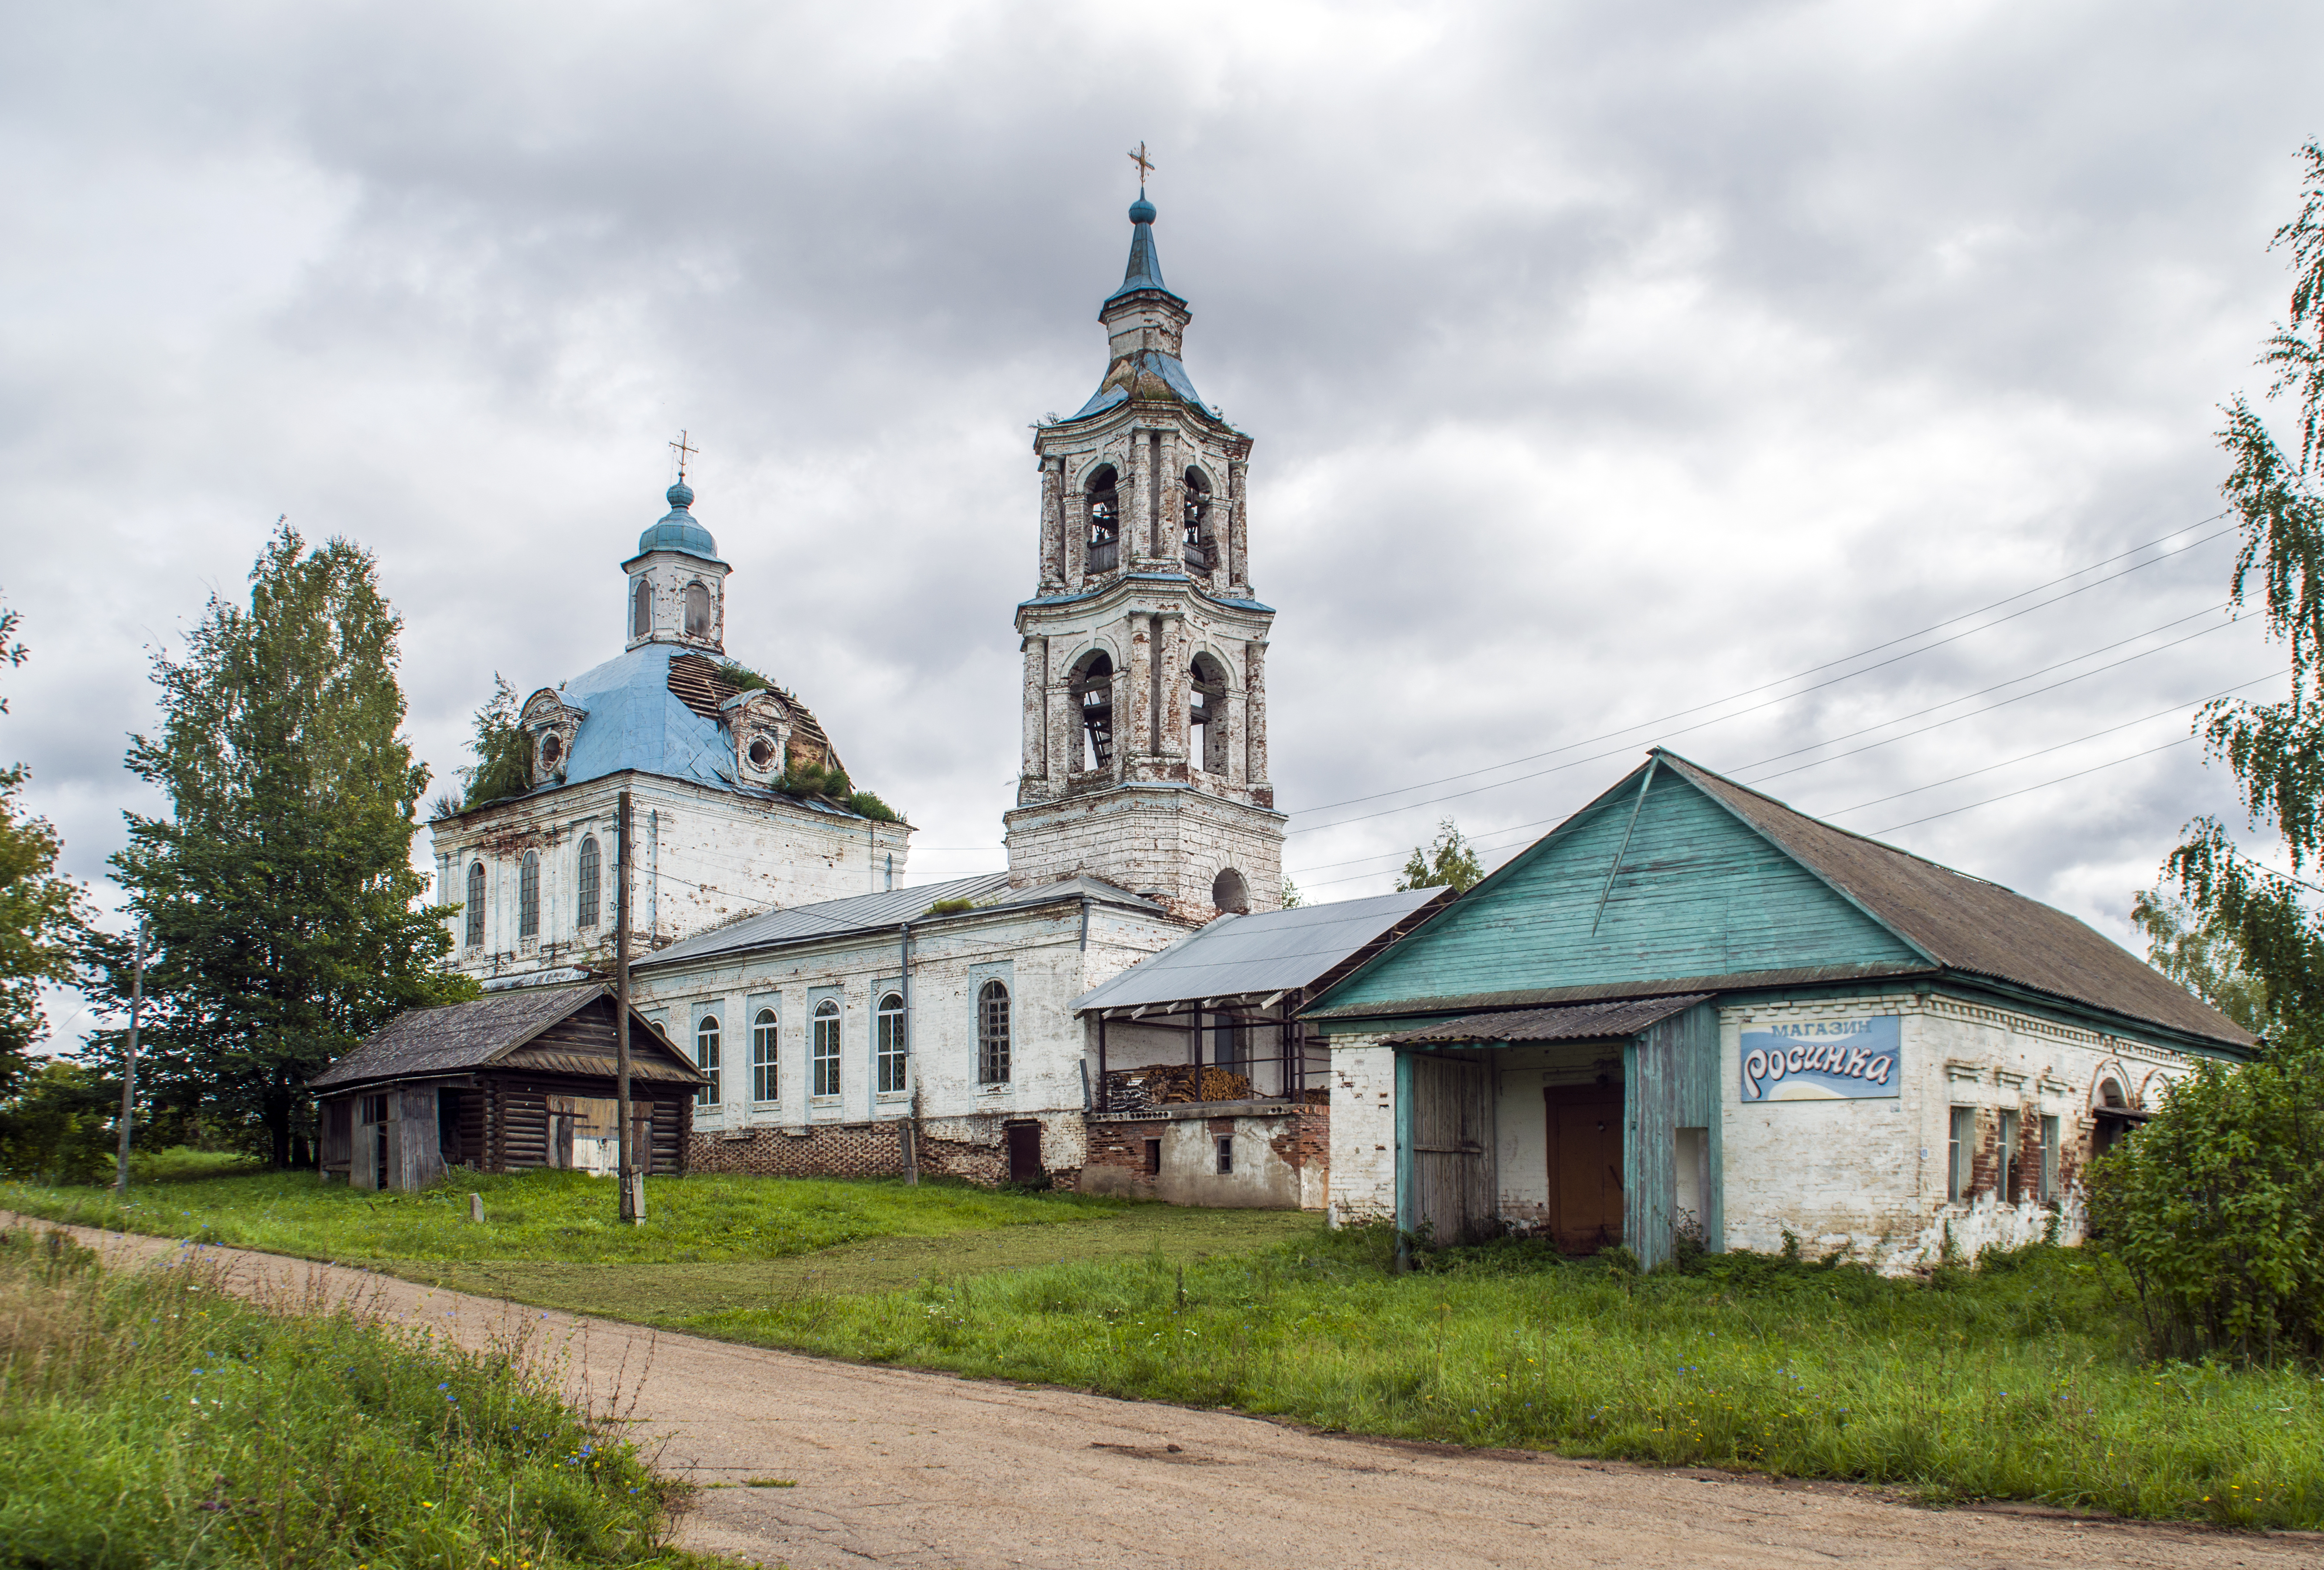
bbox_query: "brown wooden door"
[1006,1123,1042,1181]
[1544,1084,1624,1254]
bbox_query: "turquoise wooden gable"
[1314,759,1925,1017]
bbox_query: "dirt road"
[15,1213,2319,1570]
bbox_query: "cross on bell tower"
[1002,187,1283,920]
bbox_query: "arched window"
[751,1007,778,1103]
[464,862,485,948]
[877,991,908,1093]
[696,1015,722,1106]
[977,980,1011,1085]
[1189,653,1229,774]
[575,837,601,929]
[684,581,712,639]
[518,851,540,939]
[539,732,564,773]
[1182,467,1213,572]
[1211,866,1250,915]
[812,999,842,1097]
[1069,650,1115,772]
[631,577,652,639]
[1084,465,1120,573]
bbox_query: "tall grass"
[0,1226,713,1568]
[683,1228,2324,1531]
[0,1166,1136,1265]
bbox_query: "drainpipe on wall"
[901,918,919,1185]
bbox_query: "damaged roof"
[311,985,701,1090]
[1385,994,1713,1046]
[637,873,1168,971]
[1074,888,1450,1015]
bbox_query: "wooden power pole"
[113,924,146,1197]
[615,789,640,1223]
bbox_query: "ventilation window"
[1069,651,1115,772]
[464,862,485,948]
[877,991,908,1093]
[978,980,1011,1084]
[1189,653,1229,774]
[540,732,564,771]
[1211,866,1249,914]
[518,850,540,939]
[631,577,652,639]
[1084,465,1120,573]
[1143,1137,1161,1175]
[575,837,600,929]
[696,1015,722,1106]
[1215,1134,1234,1175]
[684,582,712,639]
[752,1007,778,1103]
[812,999,841,1097]
[747,735,775,771]
[1182,467,1213,572]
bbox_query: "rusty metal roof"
[311,985,701,1091]
[1385,994,1713,1046]
[1653,751,2256,1051]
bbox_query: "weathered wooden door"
[1006,1123,1042,1181]
[1544,1084,1624,1253]
[1409,1055,1495,1243]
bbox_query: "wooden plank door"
[1544,1084,1624,1253]
[1409,1056,1495,1243]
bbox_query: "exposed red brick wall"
[684,1119,1025,1187]
[1266,1107,1329,1187]
[1081,1119,1166,1198]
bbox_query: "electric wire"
[1867,736,2203,835]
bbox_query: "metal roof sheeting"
[1386,994,1712,1046]
[1073,888,1446,1015]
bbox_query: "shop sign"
[1741,1015,1900,1101]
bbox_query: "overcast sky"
[7,2,2321,1047]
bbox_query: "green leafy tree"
[1397,818,1484,893]
[0,603,89,1094]
[0,1059,115,1183]
[2170,141,2324,1021]
[1280,876,1304,910]
[2130,886,2271,1035]
[461,674,533,810]
[101,524,471,1167]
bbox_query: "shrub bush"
[2088,1040,2324,1362]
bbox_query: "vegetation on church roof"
[447,673,533,815]
[779,758,899,823]
[923,896,977,916]
[715,659,775,693]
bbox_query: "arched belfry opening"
[684,581,712,640]
[1085,466,1120,574]
[1069,650,1116,772]
[1212,867,1250,914]
[631,578,652,640]
[1182,467,1213,573]
[1189,652,1229,774]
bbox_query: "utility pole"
[615,789,641,1223]
[114,924,146,1196]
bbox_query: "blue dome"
[1128,193,1156,225]
[634,479,721,562]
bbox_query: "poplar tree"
[104,524,468,1166]
[2170,140,2324,1028]
[0,602,89,1096]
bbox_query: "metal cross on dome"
[669,429,697,481]
[1127,141,1154,186]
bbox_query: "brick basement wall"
[685,1118,1069,1189]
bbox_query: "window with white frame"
[877,991,908,1093]
[751,1007,778,1103]
[1997,1109,2020,1201]
[576,837,601,929]
[812,999,841,1097]
[2038,1114,2060,1202]
[518,850,540,940]
[1947,1106,1976,1202]
[695,1015,721,1107]
[977,981,1011,1085]
[464,862,485,948]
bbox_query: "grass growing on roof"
[674,1227,2324,1532]
[0,1166,1153,1266]
[0,1225,720,1569]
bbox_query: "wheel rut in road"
[12,1213,2319,1570]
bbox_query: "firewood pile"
[1102,1065,1256,1112]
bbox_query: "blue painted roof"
[1069,350,1220,421]
[632,480,722,564]
[1107,194,1175,303]
[556,642,741,792]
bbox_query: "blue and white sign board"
[1740,1016,1901,1101]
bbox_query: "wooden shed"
[311,984,706,1190]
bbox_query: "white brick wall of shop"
[431,771,911,985]
[1720,992,2204,1274]
[628,895,1191,1184]
[1325,1039,1398,1226]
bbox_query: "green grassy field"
[0,1223,720,1569]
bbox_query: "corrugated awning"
[1073,888,1448,1015]
[1385,993,1713,1046]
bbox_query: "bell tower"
[1002,191,1285,920]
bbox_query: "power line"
[1283,515,2231,824]
[1869,736,2202,835]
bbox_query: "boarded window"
[977,981,1011,1085]
[751,1007,778,1103]
[877,991,908,1093]
[631,577,652,638]
[695,1015,722,1106]
[684,581,712,639]
[518,851,540,939]
[812,1000,841,1097]
[576,836,601,929]
[464,862,485,948]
